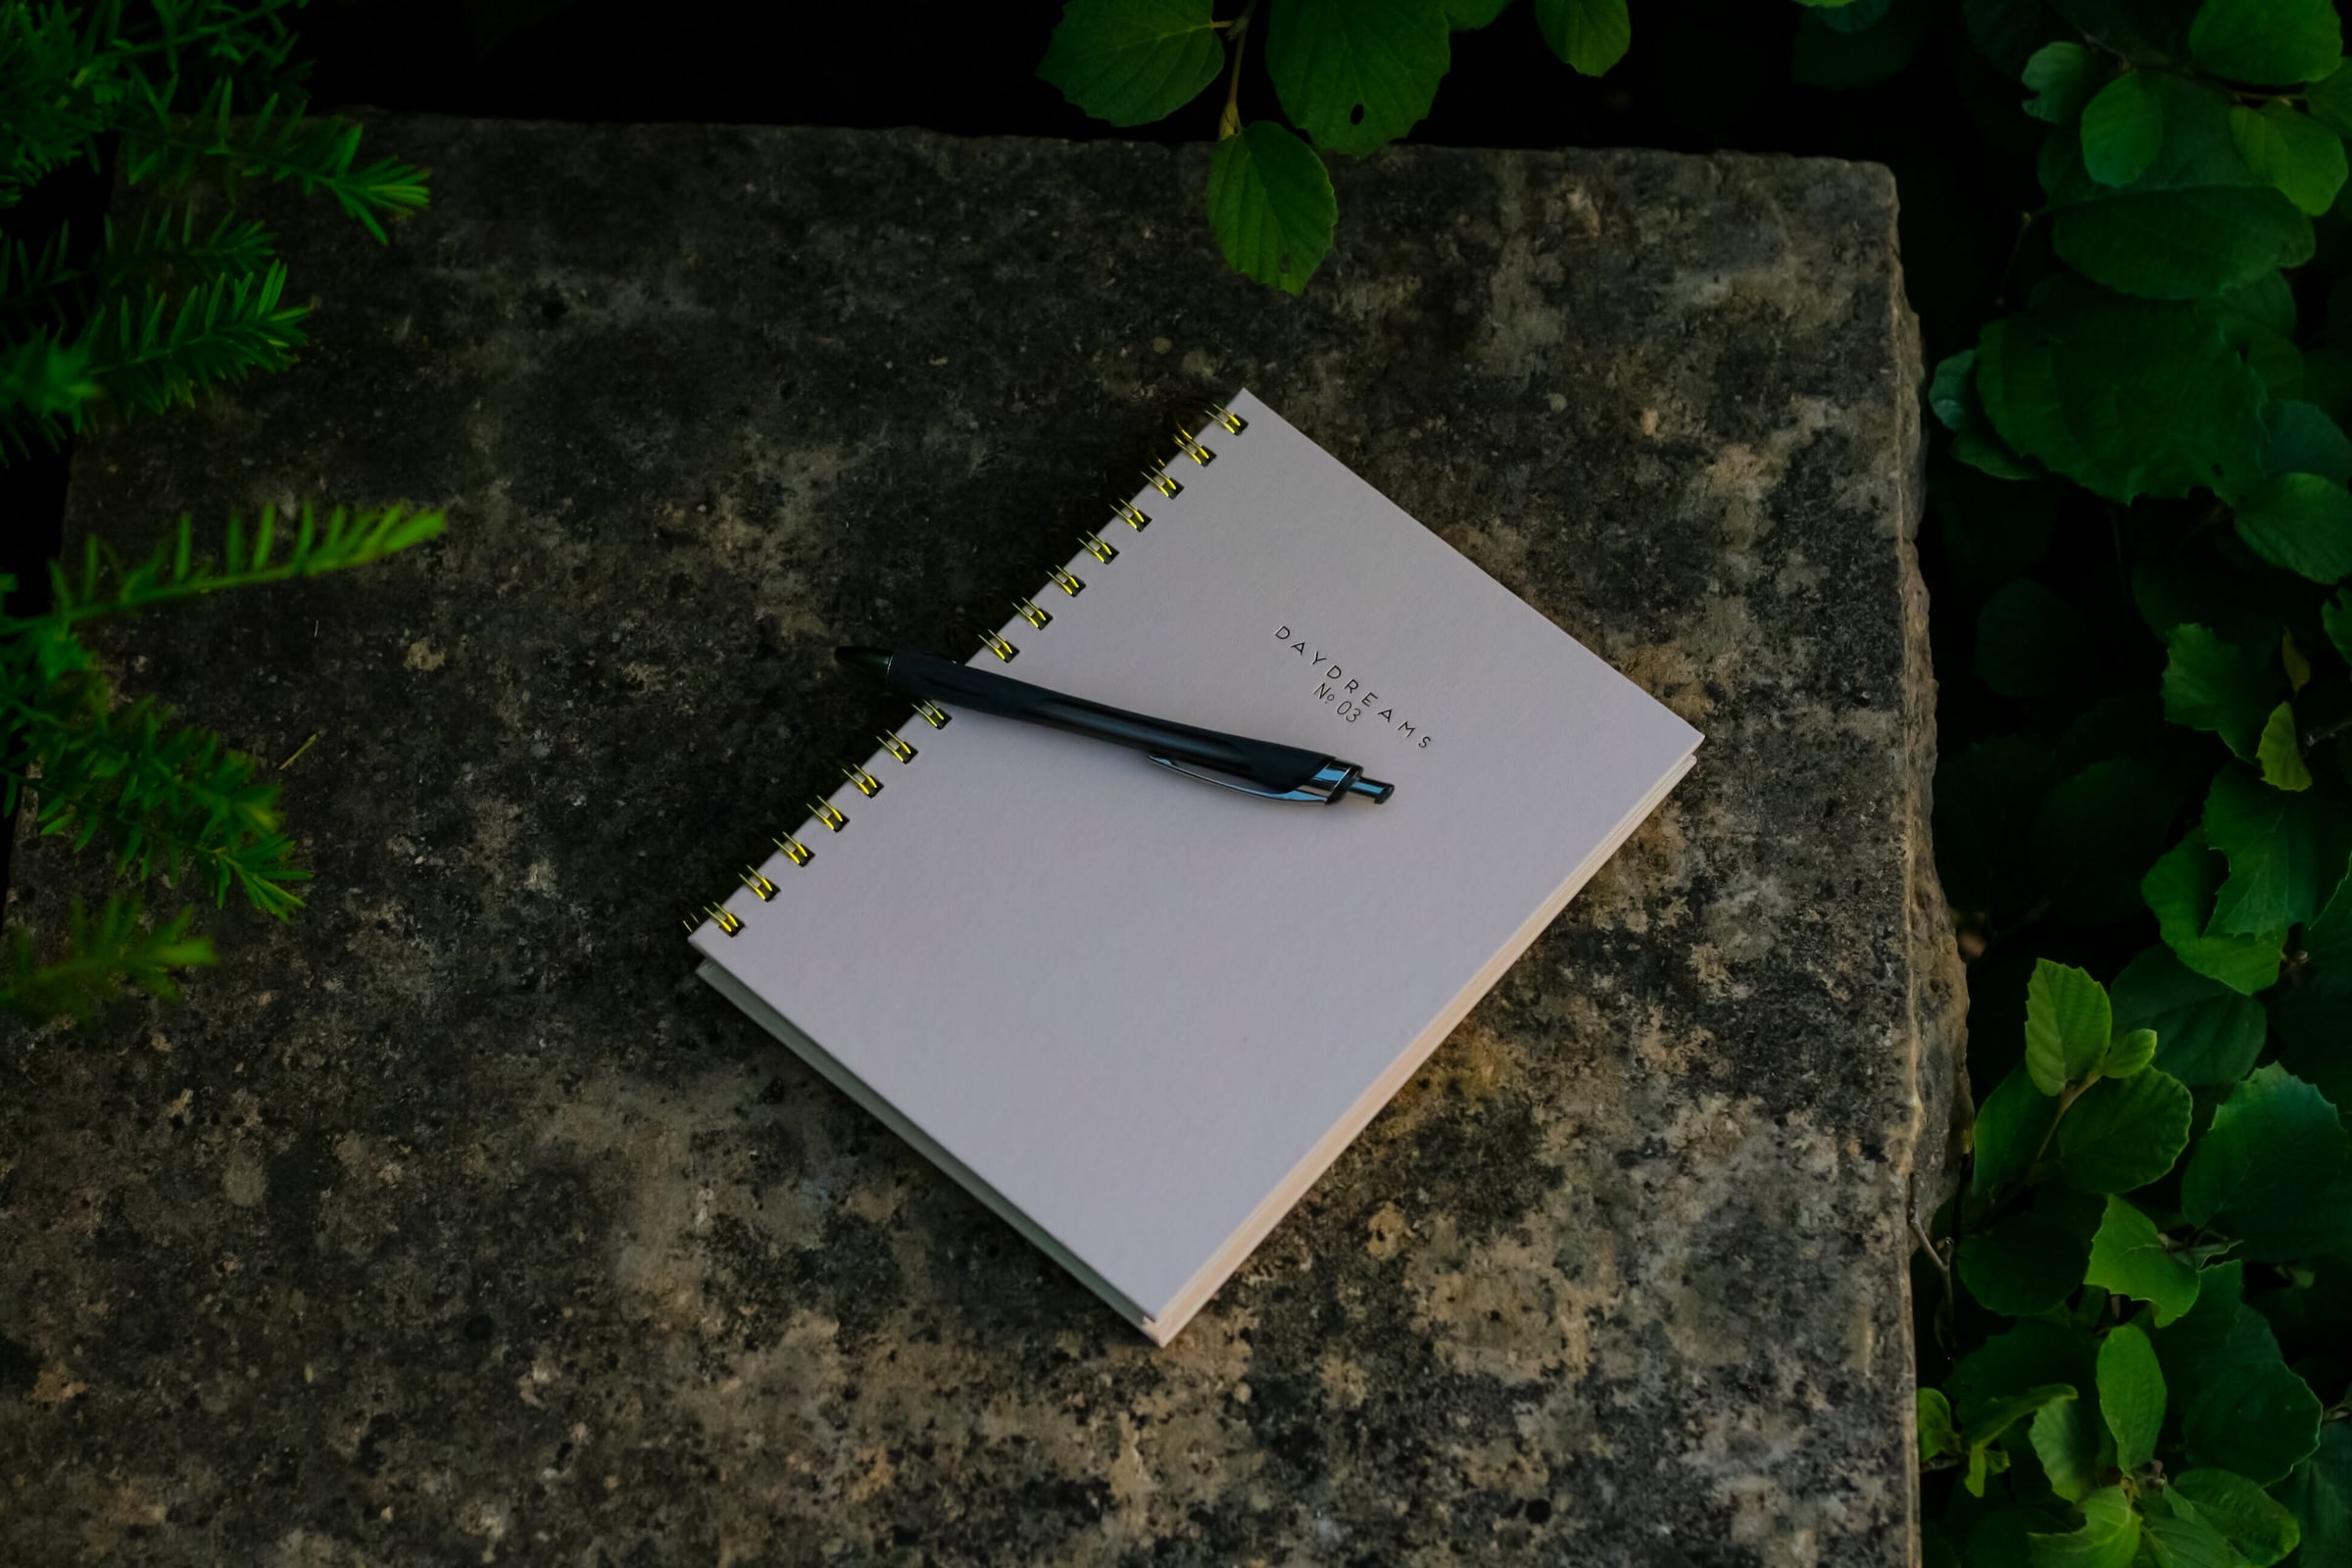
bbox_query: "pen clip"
[1148,754,1365,805]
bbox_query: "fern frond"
[113,0,306,81]
[0,329,99,460]
[98,202,276,294]
[5,503,447,631]
[0,222,80,329]
[76,260,307,419]
[120,78,430,242]
[0,0,125,206]
[2,660,310,916]
[0,895,214,1026]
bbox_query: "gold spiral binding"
[776,834,813,867]
[1144,467,1183,498]
[1111,501,1150,531]
[1012,597,1052,629]
[1046,565,1085,596]
[1079,530,1118,564]
[808,798,848,832]
[977,628,1019,662]
[1208,402,1247,435]
[705,904,745,935]
[913,699,951,728]
[842,762,884,797]
[878,729,917,761]
[1170,422,1216,466]
[741,868,778,900]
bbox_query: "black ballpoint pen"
[837,647,1395,805]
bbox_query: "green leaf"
[2154,1263,2324,1484]
[1952,1319,2098,1427]
[2084,1195,2201,1326]
[1533,0,1629,75]
[2109,946,2267,1088]
[2060,1070,2194,1193]
[2027,1487,2140,1568]
[2230,103,2349,216]
[2023,42,2099,122]
[1933,349,2042,480]
[2312,60,2352,137]
[2096,1323,2164,1473]
[2256,702,2313,790]
[1264,0,1451,154]
[2082,74,2165,186]
[1445,0,1513,24]
[2262,401,2352,485]
[2098,1028,2156,1077]
[2188,0,2343,85]
[0,896,214,1027]
[2027,959,2114,1096]
[1805,0,1894,30]
[2203,762,2352,935]
[1960,1202,2099,1314]
[1936,736,2060,915]
[2162,622,2280,760]
[2180,1064,2352,1261]
[2167,1472,2300,1567]
[2142,829,2288,994]
[2271,1425,2351,1567]
[1974,1063,2064,1199]
[1920,1386,1961,1461]
[2032,759,2189,925]
[2233,471,2352,582]
[2303,859,2352,988]
[2139,1496,2242,1568]
[2032,1394,2107,1502]
[1791,0,1931,88]
[1206,122,1338,296]
[1038,0,1228,127]
[1974,1384,2086,1498]
[1977,580,2092,697]
[1977,278,2270,503]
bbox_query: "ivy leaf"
[1959,1201,2098,1314]
[2262,401,2352,486]
[1977,277,2270,503]
[1936,735,2059,915]
[2032,1395,2108,1502]
[2024,42,2099,122]
[2180,1063,2352,1261]
[2153,1262,2324,1484]
[1264,0,1451,155]
[2084,1195,2201,1326]
[2168,1471,2301,1567]
[2188,0,2344,86]
[2098,1028,2156,1077]
[2059,1070,2193,1194]
[2141,829,2287,995]
[1932,349,2042,480]
[2230,103,2349,217]
[2203,763,2352,935]
[2097,1323,2164,1473]
[1977,580,2092,697]
[2033,759,2185,925]
[2110,946,2267,1087]
[1973,1063,2063,1198]
[2027,958,2113,1095]
[1919,1386,1962,1462]
[2082,74,2165,186]
[1038,0,1228,126]
[1533,0,1629,76]
[2311,60,2352,138]
[2271,1425,2351,1567]
[2162,622,2278,760]
[2043,74,2315,301]
[1445,0,1512,25]
[1206,122,1338,296]
[2027,1486,2140,1568]
[2232,471,2352,582]
[2255,703,2312,791]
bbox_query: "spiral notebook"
[685,390,1701,1345]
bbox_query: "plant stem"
[1219,0,1258,139]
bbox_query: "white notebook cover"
[688,390,1701,1345]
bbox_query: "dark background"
[3,0,2037,906]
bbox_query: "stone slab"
[1,119,1959,1566]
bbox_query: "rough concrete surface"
[1,120,1961,1566]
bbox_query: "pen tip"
[836,647,893,679]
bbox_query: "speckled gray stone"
[2,120,1962,1566]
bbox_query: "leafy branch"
[0,895,214,1026]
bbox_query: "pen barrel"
[887,652,1335,792]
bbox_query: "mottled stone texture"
[1,121,1960,1565]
